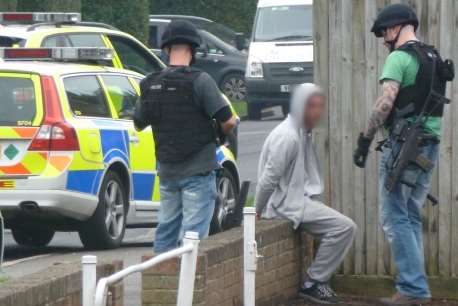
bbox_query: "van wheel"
[11,227,55,248]
[79,171,127,250]
[247,103,262,120]
[221,73,246,101]
[210,168,240,234]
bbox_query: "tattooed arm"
[364,80,400,139]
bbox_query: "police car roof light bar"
[0,12,81,24]
[0,47,113,62]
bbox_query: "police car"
[0,11,239,157]
[0,47,241,249]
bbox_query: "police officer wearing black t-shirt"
[134,20,237,253]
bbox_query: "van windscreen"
[0,77,36,126]
[254,5,313,42]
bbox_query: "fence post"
[82,255,97,306]
[244,207,257,306]
[177,231,200,306]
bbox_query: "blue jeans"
[154,171,217,253]
[379,140,439,298]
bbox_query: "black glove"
[353,133,372,168]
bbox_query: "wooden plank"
[340,0,355,274]
[376,0,391,276]
[425,0,441,276]
[437,0,453,278]
[313,0,330,209]
[363,0,380,275]
[351,0,366,275]
[451,0,458,278]
[328,0,345,274]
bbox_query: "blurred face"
[303,94,326,131]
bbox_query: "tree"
[82,0,149,43]
[17,0,81,11]
[0,0,17,10]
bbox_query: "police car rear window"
[0,77,36,126]
[64,75,111,118]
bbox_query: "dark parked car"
[149,15,248,101]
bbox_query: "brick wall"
[142,220,312,306]
[0,260,123,306]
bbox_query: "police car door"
[100,74,159,222]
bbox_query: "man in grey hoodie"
[255,83,357,304]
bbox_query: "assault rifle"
[384,118,438,205]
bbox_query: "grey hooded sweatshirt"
[255,83,324,229]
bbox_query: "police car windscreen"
[0,77,36,126]
[253,5,313,42]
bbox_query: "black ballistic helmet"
[160,20,202,49]
[371,3,419,37]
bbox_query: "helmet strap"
[386,24,405,52]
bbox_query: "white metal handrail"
[82,231,200,306]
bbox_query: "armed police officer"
[134,20,238,253]
[353,4,454,306]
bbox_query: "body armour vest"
[386,41,454,128]
[140,67,215,163]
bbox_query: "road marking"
[3,253,53,267]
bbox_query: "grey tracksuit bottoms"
[302,200,357,282]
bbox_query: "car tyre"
[220,73,247,101]
[210,168,240,234]
[247,103,262,120]
[11,226,55,248]
[79,171,127,250]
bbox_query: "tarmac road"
[2,108,283,306]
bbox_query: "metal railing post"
[177,231,200,306]
[243,207,257,306]
[82,255,97,306]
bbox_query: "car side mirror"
[197,44,208,57]
[235,33,245,51]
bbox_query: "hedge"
[150,0,258,35]
[9,0,149,44]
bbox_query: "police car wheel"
[210,168,239,234]
[221,73,246,101]
[11,227,55,248]
[79,171,127,250]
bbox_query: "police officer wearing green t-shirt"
[353,4,454,306]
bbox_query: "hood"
[248,41,313,63]
[289,83,324,130]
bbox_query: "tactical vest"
[140,67,215,163]
[386,41,454,128]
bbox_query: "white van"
[245,0,313,119]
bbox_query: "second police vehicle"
[0,13,241,249]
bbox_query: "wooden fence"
[313,0,458,278]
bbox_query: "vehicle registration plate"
[0,180,15,189]
[280,85,290,93]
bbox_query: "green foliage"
[82,0,150,43]
[0,0,17,10]
[150,0,258,34]
[17,0,81,11]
